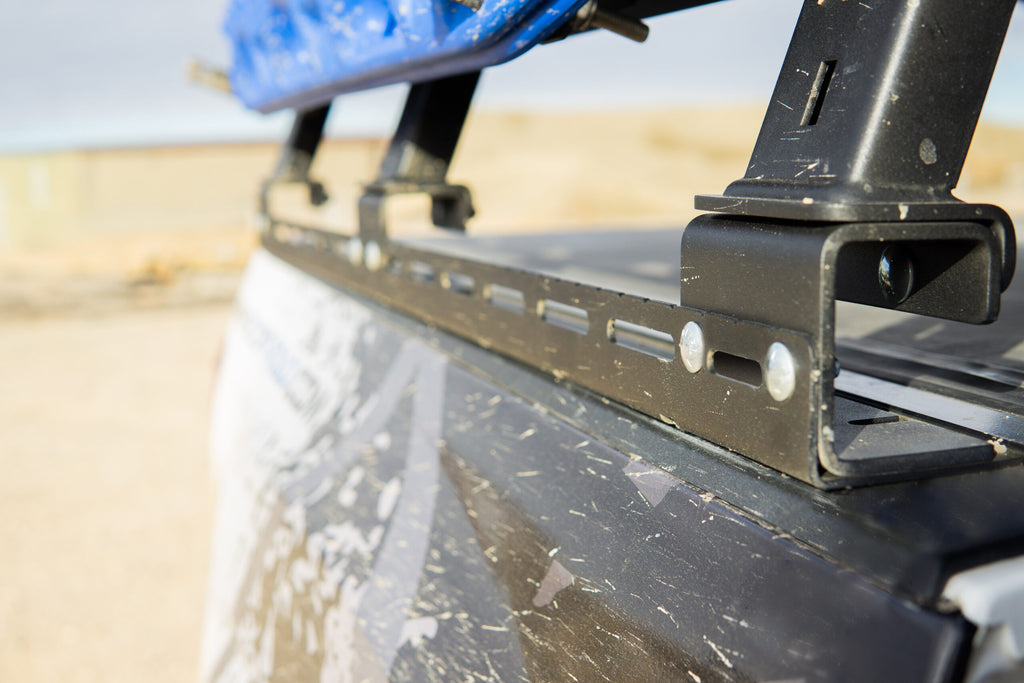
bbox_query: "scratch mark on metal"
[704,636,734,668]
[480,623,509,632]
[723,614,751,628]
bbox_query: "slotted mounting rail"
[258,0,1023,488]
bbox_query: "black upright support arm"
[377,72,479,184]
[262,103,332,212]
[699,0,1017,216]
[359,71,481,242]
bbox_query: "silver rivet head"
[878,245,915,305]
[679,321,705,374]
[765,342,796,402]
[344,237,363,265]
[363,241,384,271]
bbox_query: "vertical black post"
[360,71,480,242]
[261,103,332,213]
[698,0,1017,211]
[378,71,479,184]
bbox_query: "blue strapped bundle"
[224,0,588,112]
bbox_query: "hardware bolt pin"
[765,342,796,402]
[364,241,385,271]
[344,237,363,265]
[680,321,706,373]
[878,245,915,305]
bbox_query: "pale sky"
[1,0,1022,152]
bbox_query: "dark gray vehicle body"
[202,0,1024,679]
[200,232,1024,682]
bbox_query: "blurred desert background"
[3,106,1024,682]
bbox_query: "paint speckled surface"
[201,250,979,681]
[224,0,588,111]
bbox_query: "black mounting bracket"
[260,103,331,215]
[358,71,480,243]
[679,217,1003,484]
[684,0,1019,484]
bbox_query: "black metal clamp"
[683,0,1019,484]
[260,103,332,216]
[358,72,480,243]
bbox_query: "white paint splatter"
[919,137,938,165]
[305,618,319,656]
[399,616,439,647]
[289,557,317,592]
[320,577,368,682]
[372,431,391,451]
[704,636,734,668]
[723,614,751,628]
[377,476,401,520]
[337,465,364,508]
[623,460,675,508]
[532,560,574,607]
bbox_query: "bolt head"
[344,238,363,266]
[679,321,705,374]
[364,241,385,271]
[765,342,796,402]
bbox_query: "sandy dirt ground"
[0,228,254,682]
[1,107,1022,682]
[0,302,230,682]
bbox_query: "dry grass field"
[1,108,1022,682]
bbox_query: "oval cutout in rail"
[608,319,675,361]
[538,299,589,335]
[711,352,763,387]
[408,261,436,284]
[441,271,475,296]
[485,283,525,314]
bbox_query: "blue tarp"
[225,0,588,112]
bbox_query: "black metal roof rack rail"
[259,0,1023,489]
